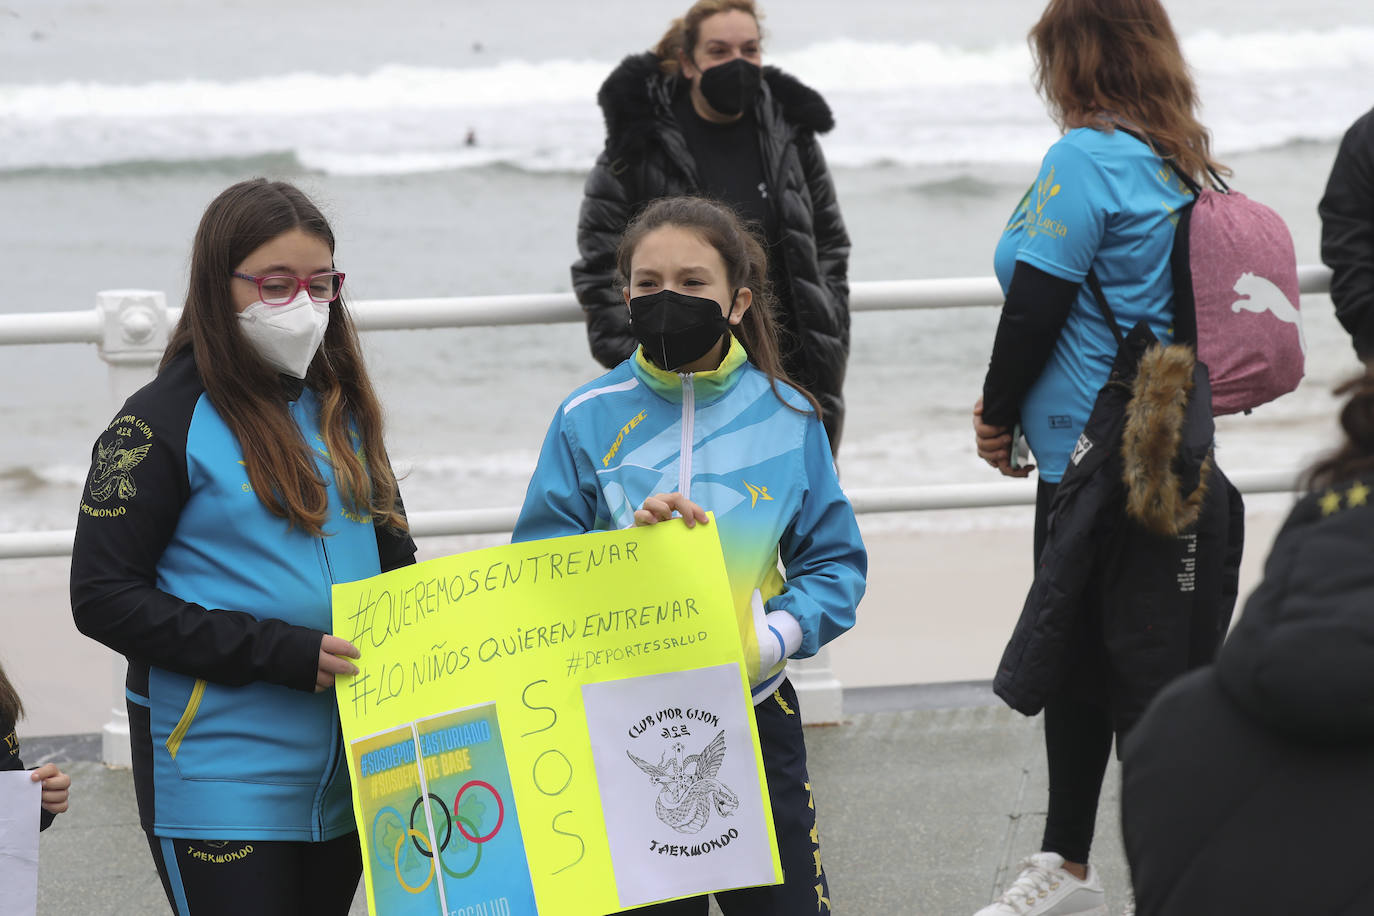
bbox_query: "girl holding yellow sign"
[70,179,416,915]
[516,195,866,914]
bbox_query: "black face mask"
[697,58,762,117]
[629,288,732,372]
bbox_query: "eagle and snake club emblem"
[89,436,151,502]
[628,729,740,834]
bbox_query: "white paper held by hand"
[0,770,41,916]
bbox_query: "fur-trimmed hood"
[595,51,835,147]
[1121,343,1214,536]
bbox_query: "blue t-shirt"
[994,127,1193,481]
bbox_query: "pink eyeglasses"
[231,270,346,305]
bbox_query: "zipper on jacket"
[679,373,695,496]
[319,538,335,582]
[314,702,343,840]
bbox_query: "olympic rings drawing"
[379,782,506,893]
[405,795,484,878]
[453,780,505,844]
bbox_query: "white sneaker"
[974,852,1108,916]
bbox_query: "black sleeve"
[70,384,324,693]
[981,262,1082,429]
[798,131,851,337]
[376,482,418,573]
[2,716,56,831]
[1319,109,1374,360]
[571,150,639,369]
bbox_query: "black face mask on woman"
[629,288,733,371]
[697,58,762,116]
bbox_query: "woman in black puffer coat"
[1122,369,1374,916]
[571,0,851,450]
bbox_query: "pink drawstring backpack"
[1169,168,1305,415]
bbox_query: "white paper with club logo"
[582,664,776,908]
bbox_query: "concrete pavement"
[24,683,1132,916]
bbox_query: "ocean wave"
[0,152,305,180]
[0,463,89,490]
[903,175,1014,198]
[0,61,610,119]
[1,28,1371,176]
[4,28,1371,116]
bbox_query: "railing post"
[790,648,844,725]
[95,290,169,767]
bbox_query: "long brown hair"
[653,0,763,76]
[163,179,405,537]
[0,662,21,725]
[1305,370,1374,492]
[1029,0,1227,184]
[616,195,821,419]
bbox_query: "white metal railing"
[0,270,1334,560]
[0,270,1334,761]
[0,471,1307,561]
[0,265,1336,346]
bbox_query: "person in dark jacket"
[1,661,70,832]
[571,0,851,450]
[993,329,1243,734]
[1319,105,1374,361]
[971,1,1241,912]
[1121,369,1374,916]
[70,179,416,916]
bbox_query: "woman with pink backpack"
[970,1,1246,912]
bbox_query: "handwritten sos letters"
[331,521,781,916]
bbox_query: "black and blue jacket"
[70,348,415,841]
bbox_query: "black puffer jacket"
[572,52,851,448]
[994,325,1244,735]
[1319,105,1374,360]
[1122,480,1374,915]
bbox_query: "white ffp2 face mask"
[237,291,330,379]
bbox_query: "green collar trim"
[632,335,748,402]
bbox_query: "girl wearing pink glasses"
[70,179,415,916]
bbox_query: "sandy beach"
[3,500,1291,740]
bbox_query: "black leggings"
[147,832,362,916]
[1034,479,1115,866]
[615,679,830,915]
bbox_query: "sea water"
[3,0,1373,535]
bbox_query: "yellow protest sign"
[332,520,782,915]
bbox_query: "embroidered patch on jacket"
[81,414,154,518]
[1049,415,1073,429]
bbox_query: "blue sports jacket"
[514,340,866,701]
[70,348,415,841]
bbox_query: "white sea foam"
[1,28,1372,175]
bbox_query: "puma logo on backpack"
[1170,170,1305,415]
[1231,272,1306,354]
[1100,128,1305,416]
